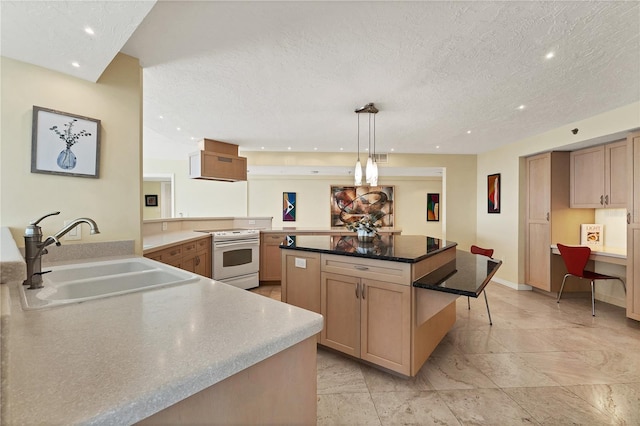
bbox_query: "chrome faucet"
[23,212,100,289]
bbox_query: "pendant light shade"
[355,102,380,187]
[354,159,363,186]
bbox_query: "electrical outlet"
[295,258,307,269]
[63,220,81,240]
[249,220,256,225]
[162,222,168,231]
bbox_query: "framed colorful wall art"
[283,192,296,221]
[427,193,439,221]
[487,173,500,213]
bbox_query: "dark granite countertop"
[413,250,502,297]
[280,235,457,263]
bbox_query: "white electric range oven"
[210,229,260,290]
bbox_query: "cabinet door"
[605,140,627,208]
[260,234,286,281]
[627,132,640,321]
[194,252,208,277]
[320,272,360,357]
[182,253,196,273]
[360,278,411,375]
[525,153,551,290]
[570,145,605,208]
[283,252,321,313]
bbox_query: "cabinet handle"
[354,266,369,271]
[604,195,609,205]
[546,212,549,222]
[362,284,366,299]
[629,212,632,224]
[600,195,604,205]
[195,256,200,266]
[355,282,360,298]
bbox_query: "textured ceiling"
[0,1,155,82]
[2,1,639,159]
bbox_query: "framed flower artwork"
[31,106,101,178]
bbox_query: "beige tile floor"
[251,283,640,425]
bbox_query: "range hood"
[189,139,247,182]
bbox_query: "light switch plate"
[63,220,81,240]
[294,258,307,268]
[162,222,168,231]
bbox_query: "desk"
[550,244,626,266]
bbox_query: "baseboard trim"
[491,277,532,291]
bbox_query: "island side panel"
[138,337,317,425]
[410,246,459,375]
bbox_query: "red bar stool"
[556,243,626,316]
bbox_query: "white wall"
[477,102,640,287]
[1,54,143,251]
[143,158,247,217]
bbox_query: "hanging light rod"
[355,103,379,114]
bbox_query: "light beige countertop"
[143,230,210,253]
[1,257,323,425]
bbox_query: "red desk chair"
[470,245,494,325]
[556,243,626,316]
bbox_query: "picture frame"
[427,193,440,221]
[31,106,101,178]
[487,173,500,213]
[283,192,296,221]
[330,185,394,227]
[145,194,158,207]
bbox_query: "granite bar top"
[413,250,502,297]
[261,227,401,234]
[2,256,323,425]
[281,235,457,263]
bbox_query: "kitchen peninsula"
[280,235,461,376]
[1,250,323,424]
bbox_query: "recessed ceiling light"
[176,127,181,131]
[390,148,395,152]
[545,51,555,59]
[71,62,80,68]
[190,137,195,140]
[339,147,344,151]
[84,27,95,35]
[313,147,318,151]
[261,146,265,150]
[287,147,292,150]
[436,145,440,149]
[158,115,164,119]
[467,130,472,134]
[517,105,526,110]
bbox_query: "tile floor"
[251,283,640,425]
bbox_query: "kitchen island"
[280,234,460,376]
[1,255,323,424]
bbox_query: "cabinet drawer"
[196,236,211,251]
[262,233,287,244]
[182,241,197,255]
[321,254,411,286]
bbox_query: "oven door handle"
[213,239,259,249]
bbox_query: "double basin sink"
[19,257,200,310]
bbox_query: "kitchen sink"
[19,257,200,310]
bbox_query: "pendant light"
[354,102,379,186]
[354,112,363,186]
[370,112,378,186]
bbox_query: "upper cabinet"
[570,140,627,208]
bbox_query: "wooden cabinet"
[260,233,287,282]
[525,152,593,292]
[320,270,411,376]
[281,250,321,314]
[627,131,640,321]
[570,140,627,208]
[145,236,212,279]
